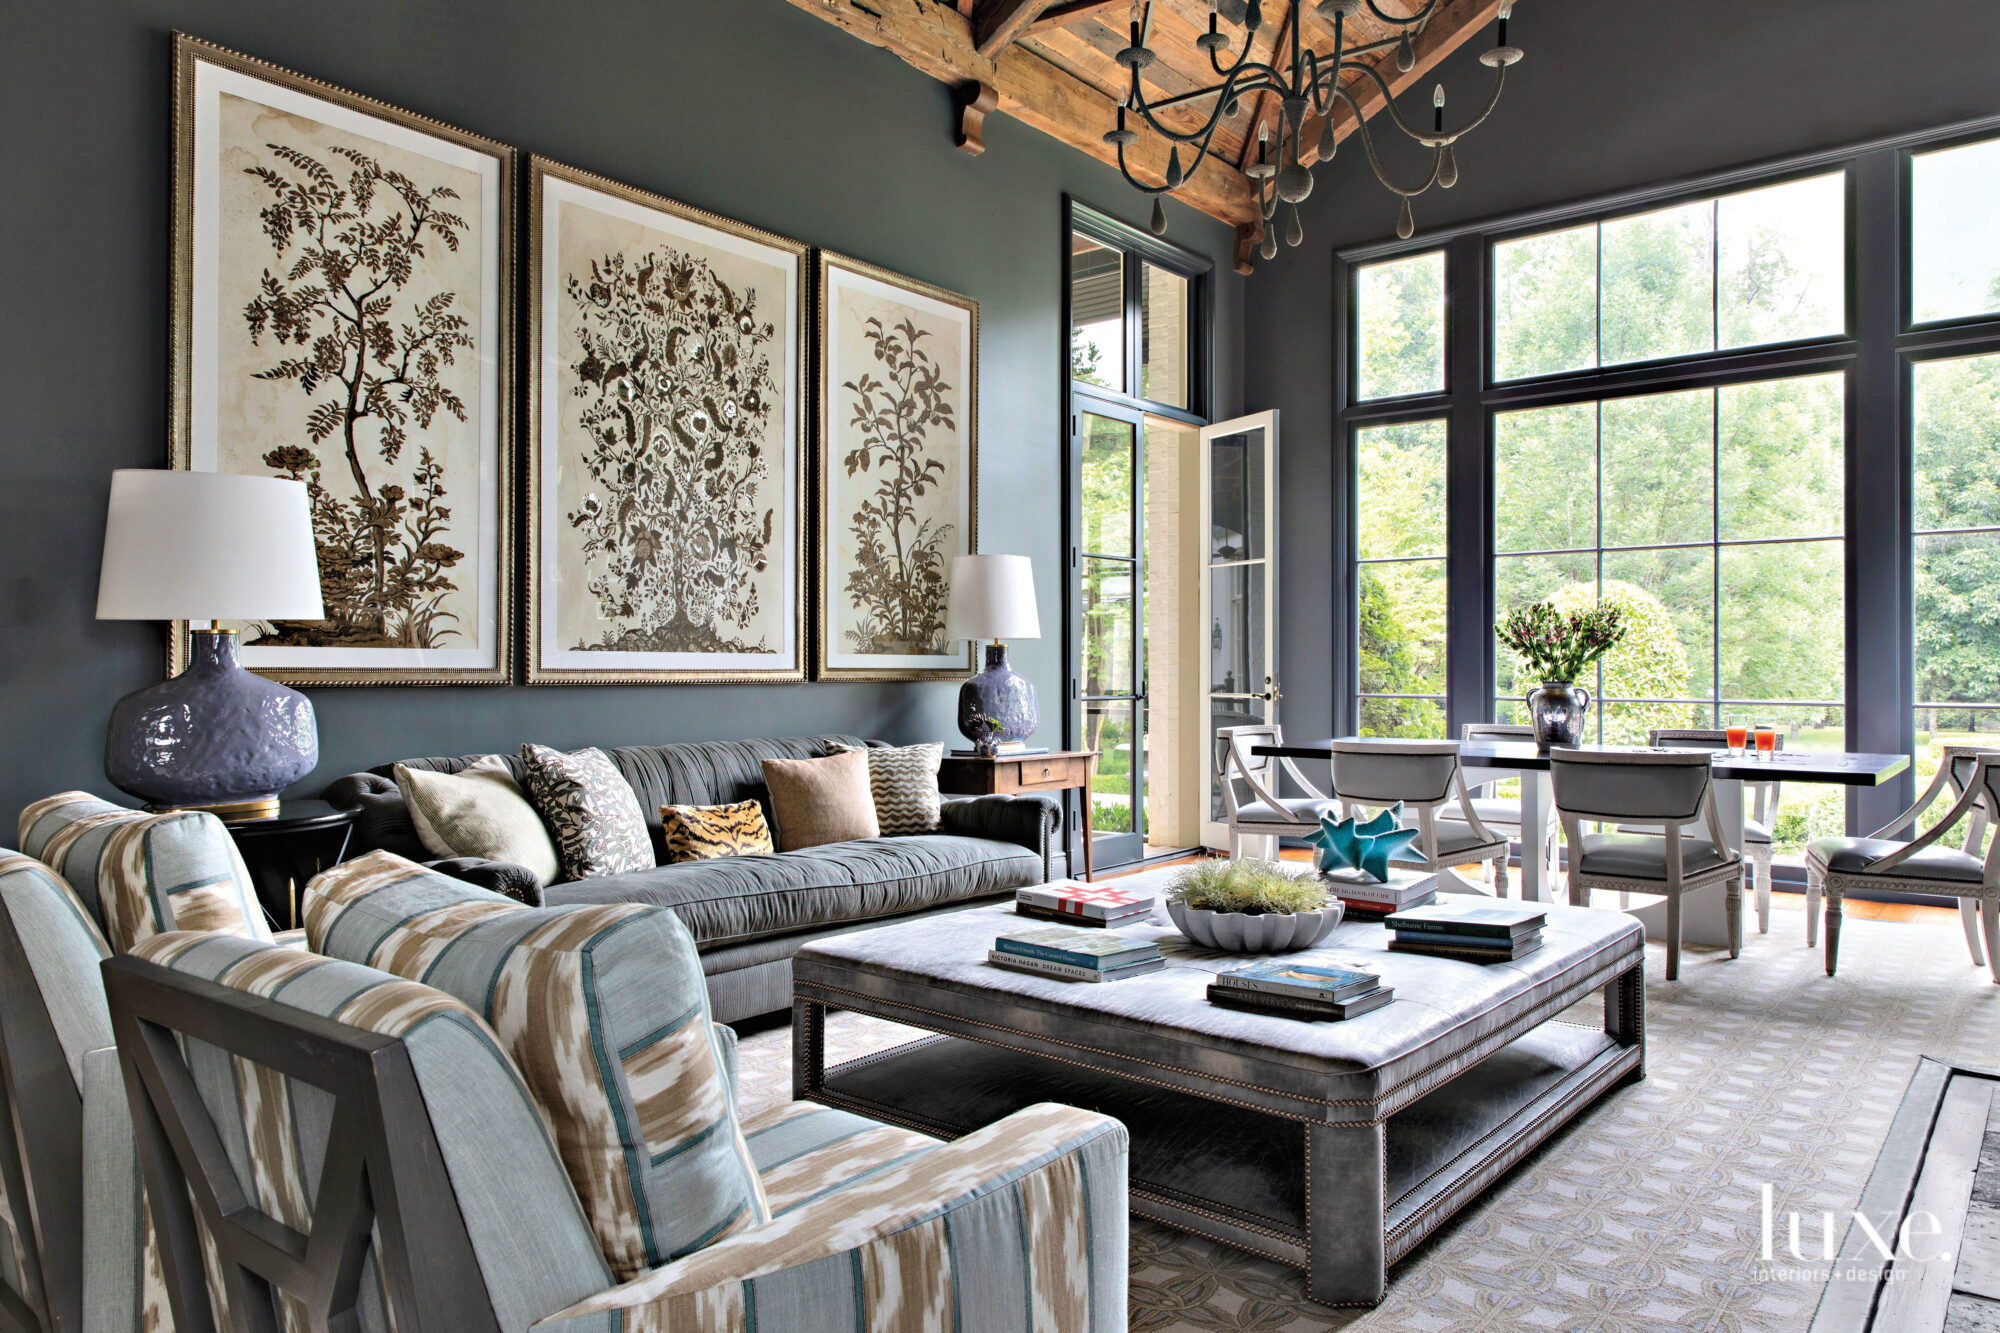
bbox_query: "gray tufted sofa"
[323,734,1060,1022]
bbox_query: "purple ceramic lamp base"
[957,642,1039,755]
[104,629,318,820]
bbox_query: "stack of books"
[988,925,1164,982]
[1382,902,1546,962]
[1206,959,1392,1020]
[1014,879,1154,928]
[1325,869,1438,921]
[951,740,1050,757]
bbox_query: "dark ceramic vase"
[957,643,1038,751]
[104,630,318,814]
[1525,680,1590,749]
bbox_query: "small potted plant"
[1165,859,1344,952]
[972,716,1004,758]
[1498,599,1626,748]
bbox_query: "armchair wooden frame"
[1552,748,1744,982]
[103,954,502,1333]
[0,901,80,1333]
[1215,725,1333,858]
[1329,739,1508,892]
[1805,751,2000,980]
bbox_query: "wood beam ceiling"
[974,0,1058,56]
[780,0,1505,262]
[780,0,1261,225]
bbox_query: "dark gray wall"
[1248,0,2000,748]
[0,0,1242,823]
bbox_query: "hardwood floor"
[1100,849,1965,925]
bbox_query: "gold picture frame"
[168,33,516,685]
[815,251,979,681]
[524,157,809,684]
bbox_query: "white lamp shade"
[945,553,1040,642]
[96,470,324,621]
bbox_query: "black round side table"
[222,799,357,931]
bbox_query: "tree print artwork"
[563,250,780,653]
[841,317,956,655]
[240,141,472,648]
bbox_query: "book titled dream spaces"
[992,925,1160,971]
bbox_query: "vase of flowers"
[1497,600,1627,748]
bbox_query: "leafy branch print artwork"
[240,141,471,648]
[842,317,956,654]
[564,250,779,652]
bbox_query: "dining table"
[1252,737,1911,947]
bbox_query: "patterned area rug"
[733,913,2000,1332]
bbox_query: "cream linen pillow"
[761,749,880,851]
[394,756,562,886]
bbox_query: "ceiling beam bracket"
[955,80,1002,155]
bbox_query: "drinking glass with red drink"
[1754,724,1777,757]
[1725,725,1748,755]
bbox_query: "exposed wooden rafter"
[974,0,1058,56]
[780,0,1505,269]
[779,0,1260,225]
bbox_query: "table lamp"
[945,553,1040,755]
[96,470,324,819]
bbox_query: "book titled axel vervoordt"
[1214,960,1381,1003]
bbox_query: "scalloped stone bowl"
[1166,899,1346,952]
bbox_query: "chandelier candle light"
[1104,0,1523,256]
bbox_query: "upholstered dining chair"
[1214,725,1339,858]
[1551,748,1744,982]
[1328,739,1508,891]
[1458,722,1555,897]
[1805,749,2000,981]
[1647,728,1784,935]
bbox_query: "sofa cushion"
[829,741,944,835]
[396,757,561,886]
[661,801,774,862]
[542,833,1042,948]
[762,751,879,852]
[520,745,656,881]
[305,852,769,1280]
[129,930,613,1331]
[18,792,271,951]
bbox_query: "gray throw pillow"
[518,744,656,881]
[394,756,561,886]
[828,742,943,835]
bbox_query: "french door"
[1200,411,1280,850]
[1074,397,1148,867]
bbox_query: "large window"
[1491,172,1845,382]
[1356,419,1447,735]
[1338,119,2000,854]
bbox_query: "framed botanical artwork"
[169,33,514,684]
[816,253,979,681]
[525,157,807,683]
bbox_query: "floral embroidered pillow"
[518,745,655,881]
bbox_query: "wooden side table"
[936,750,1099,880]
[221,799,357,930]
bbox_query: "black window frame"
[1059,197,1214,870]
[1332,112,2000,839]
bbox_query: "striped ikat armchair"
[105,877,1131,1331]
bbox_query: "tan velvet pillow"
[761,750,880,851]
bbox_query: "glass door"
[1075,399,1148,868]
[1200,411,1279,849]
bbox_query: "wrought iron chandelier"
[1105,0,1523,258]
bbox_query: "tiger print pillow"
[660,800,774,862]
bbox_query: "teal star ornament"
[1306,804,1421,883]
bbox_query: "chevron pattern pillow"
[829,742,943,836]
